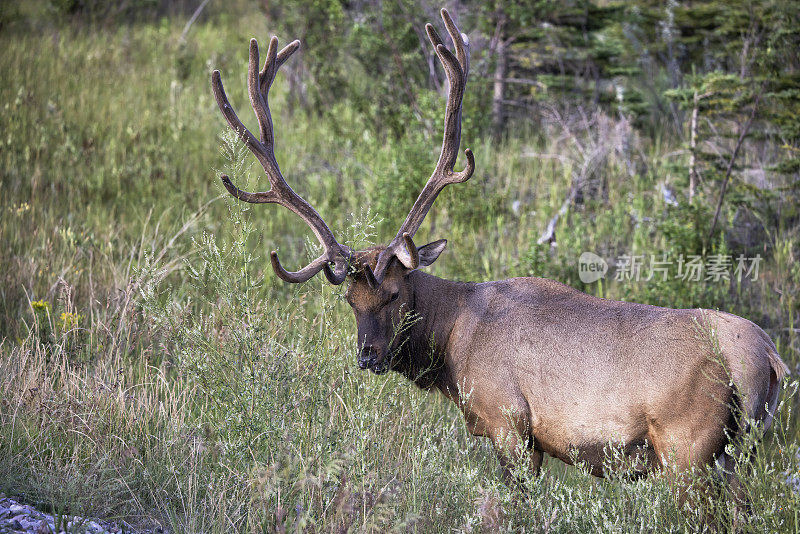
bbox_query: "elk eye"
[378,292,400,308]
[380,292,399,308]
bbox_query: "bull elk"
[212,9,788,503]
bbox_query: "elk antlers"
[368,9,474,286]
[213,9,472,287]
[212,37,351,284]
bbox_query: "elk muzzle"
[358,346,389,375]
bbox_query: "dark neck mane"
[391,271,470,391]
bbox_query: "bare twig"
[688,91,712,201]
[708,88,763,238]
[180,0,210,42]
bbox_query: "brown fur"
[345,247,789,487]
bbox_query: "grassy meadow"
[1,5,799,533]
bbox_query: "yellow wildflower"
[31,300,50,313]
[58,311,83,331]
[13,202,30,215]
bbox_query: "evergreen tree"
[661,0,799,237]
[471,0,646,139]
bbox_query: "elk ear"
[416,239,447,267]
[395,237,447,270]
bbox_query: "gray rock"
[0,497,134,534]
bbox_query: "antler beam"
[370,8,474,282]
[212,37,350,284]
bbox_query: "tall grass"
[1,10,798,533]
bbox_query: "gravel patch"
[0,496,140,534]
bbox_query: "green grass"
[1,10,799,533]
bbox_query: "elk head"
[212,9,473,374]
[345,240,448,374]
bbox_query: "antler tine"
[251,37,301,147]
[211,70,271,169]
[268,251,348,285]
[213,38,350,285]
[370,9,474,283]
[440,8,469,78]
[250,37,276,148]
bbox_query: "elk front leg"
[457,388,541,484]
[488,425,542,485]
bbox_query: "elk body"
[212,9,788,498]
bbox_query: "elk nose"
[358,347,379,369]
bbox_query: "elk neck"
[393,270,473,392]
